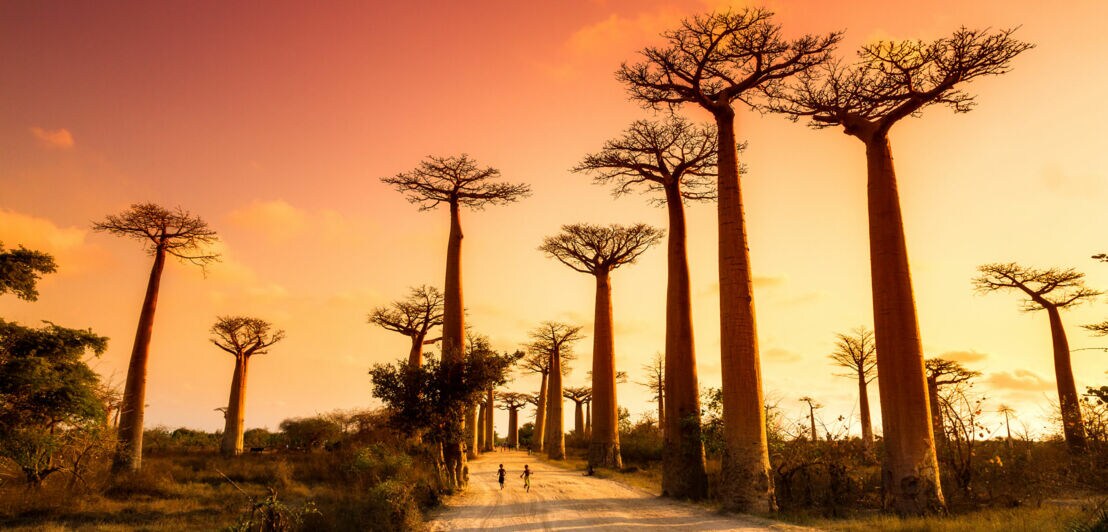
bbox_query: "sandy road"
[429,451,805,531]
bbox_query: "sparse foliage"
[369,285,444,366]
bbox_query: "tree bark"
[508,408,519,449]
[585,400,591,437]
[221,354,249,455]
[112,245,167,474]
[1045,305,1087,451]
[809,407,818,442]
[533,372,548,452]
[858,370,874,453]
[588,271,621,468]
[865,134,945,515]
[547,347,566,460]
[658,375,665,431]
[573,400,584,438]
[484,388,495,452]
[713,111,771,509]
[927,376,944,444]
[409,331,426,367]
[442,200,467,487]
[466,404,479,459]
[477,402,488,452]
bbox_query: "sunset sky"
[2,0,1106,440]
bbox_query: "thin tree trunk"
[1045,305,1087,451]
[658,375,665,430]
[442,201,467,487]
[574,400,584,438]
[221,354,249,455]
[508,408,519,449]
[927,377,944,444]
[547,347,566,460]
[533,372,548,452]
[714,111,771,510]
[589,271,621,468]
[112,246,167,474]
[466,404,479,459]
[477,402,488,452]
[1004,412,1012,450]
[585,400,591,437]
[858,372,874,453]
[865,135,945,515]
[484,388,495,452]
[809,407,818,442]
[409,332,426,367]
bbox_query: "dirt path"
[429,450,805,531]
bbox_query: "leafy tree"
[0,243,57,301]
[210,316,286,455]
[974,263,1099,451]
[0,319,108,486]
[369,285,444,367]
[382,155,529,487]
[829,327,877,452]
[92,203,219,473]
[770,28,1032,515]
[278,417,342,451]
[540,223,662,468]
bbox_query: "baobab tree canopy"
[973,263,1101,311]
[381,154,531,211]
[539,223,664,275]
[92,203,220,267]
[210,316,286,358]
[829,327,877,382]
[369,285,444,336]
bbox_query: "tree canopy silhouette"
[210,316,286,456]
[0,243,57,301]
[369,285,444,367]
[829,327,877,451]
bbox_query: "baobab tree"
[519,339,574,452]
[974,263,1099,451]
[523,392,544,450]
[619,9,839,507]
[498,392,529,449]
[924,358,980,444]
[798,397,822,442]
[525,321,584,460]
[369,285,444,366]
[0,243,57,301]
[769,29,1032,514]
[541,223,663,468]
[563,386,592,438]
[382,155,529,486]
[575,116,717,487]
[997,404,1016,449]
[637,352,665,430]
[482,387,495,452]
[210,316,286,455]
[477,399,488,452]
[92,203,219,473]
[829,327,877,452]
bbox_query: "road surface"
[429,450,806,531]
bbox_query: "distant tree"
[0,243,57,301]
[279,417,343,451]
[382,155,529,487]
[0,320,108,486]
[619,8,840,508]
[997,404,1016,449]
[519,327,576,453]
[92,203,219,474]
[369,285,444,367]
[563,386,592,438]
[541,223,662,467]
[525,322,584,460]
[636,352,665,430]
[829,327,877,452]
[770,28,1032,515]
[210,316,286,456]
[974,262,1099,452]
[497,392,530,449]
[924,358,981,442]
[797,396,822,442]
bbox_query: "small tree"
[541,223,662,467]
[924,358,980,444]
[497,392,529,449]
[829,327,877,452]
[211,316,286,455]
[0,243,57,301]
[93,203,219,473]
[525,322,584,460]
[636,352,665,430]
[797,396,822,442]
[369,285,444,367]
[563,386,592,439]
[974,263,1099,451]
[382,155,529,487]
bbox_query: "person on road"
[497,464,506,490]
[520,464,532,492]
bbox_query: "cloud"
[226,200,310,243]
[940,350,988,363]
[0,209,86,253]
[764,347,802,364]
[30,127,74,149]
[984,370,1053,392]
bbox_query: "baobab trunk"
[585,400,592,437]
[442,201,467,487]
[477,402,488,452]
[858,370,875,453]
[714,111,772,510]
[927,376,944,443]
[573,401,584,438]
[809,407,818,442]
[658,376,665,431]
[408,332,426,367]
[1045,305,1087,451]
[466,404,479,459]
[589,272,621,468]
[508,408,519,449]
[533,372,548,452]
[484,388,495,452]
[112,245,166,473]
[547,348,566,460]
[221,354,249,455]
[865,135,945,514]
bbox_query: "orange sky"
[2,0,1106,439]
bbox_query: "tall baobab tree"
[541,223,663,468]
[526,321,584,460]
[636,352,665,430]
[0,243,57,301]
[93,203,219,473]
[575,116,717,487]
[798,396,822,442]
[382,155,530,487]
[369,285,444,366]
[498,392,529,449]
[563,386,592,438]
[973,263,1098,451]
[770,29,1032,514]
[483,388,495,452]
[477,400,488,452]
[924,358,980,444]
[619,9,838,507]
[829,327,877,452]
[519,339,574,452]
[210,316,286,456]
[523,392,544,450]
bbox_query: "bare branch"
[381,154,531,211]
[210,316,286,358]
[539,223,664,276]
[92,203,221,271]
[974,262,1101,311]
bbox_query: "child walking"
[497,464,506,490]
[520,464,532,492]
